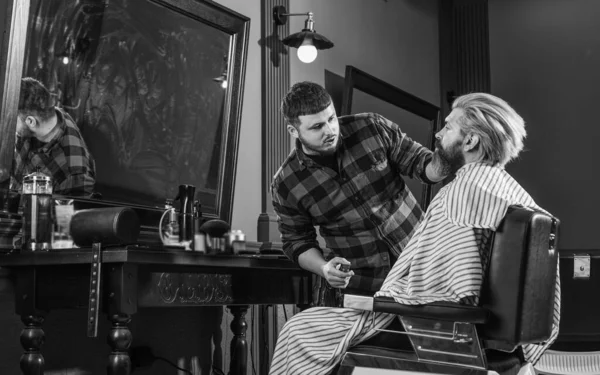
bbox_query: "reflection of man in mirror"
[10,77,96,196]
[271,81,447,302]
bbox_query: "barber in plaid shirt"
[10,77,95,196]
[272,82,446,297]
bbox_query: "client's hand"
[321,257,354,288]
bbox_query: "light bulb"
[221,80,228,89]
[297,39,317,63]
[61,56,70,65]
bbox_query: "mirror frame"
[0,0,250,225]
[340,65,441,210]
[0,0,29,191]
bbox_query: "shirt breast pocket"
[354,155,394,194]
[373,158,388,172]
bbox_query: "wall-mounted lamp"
[56,51,71,65]
[60,55,70,65]
[213,73,227,89]
[213,54,228,89]
[273,5,333,64]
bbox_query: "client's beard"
[433,140,465,175]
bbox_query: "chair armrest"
[373,296,489,324]
[343,294,375,310]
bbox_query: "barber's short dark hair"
[18,77,55,121]
[281,81,332,127]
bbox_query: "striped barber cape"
[269,163,560,375]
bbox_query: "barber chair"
[338,205,559,375]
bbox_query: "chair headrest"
[70,207,140,246]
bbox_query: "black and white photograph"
[0,1,595,374]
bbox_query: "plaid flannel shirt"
[272,113,434,293]
[11,108,96,196]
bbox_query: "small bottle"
[194,229,207,253]
[162,199,178,246]
[227,230,246,254]
[192,200,206,253]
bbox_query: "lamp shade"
[282,29,334,50]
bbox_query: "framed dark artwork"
[340,65,440,211]
[7,0,249,224]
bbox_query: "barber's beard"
[16,124,32,138]
[298,133,339,156]
[433,139,465,175]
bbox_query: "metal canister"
[227,229,246,254]
[21,171,53,251]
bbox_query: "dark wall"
[489,0,600,250]
[489,0,600,345]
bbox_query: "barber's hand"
[321,257,354,289]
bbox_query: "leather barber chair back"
[338,206,559,375]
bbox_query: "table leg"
[228,305,249,375]
[107,313,132,375]
[19,314,45,375]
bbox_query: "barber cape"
[375,162,560,364]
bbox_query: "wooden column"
[257,0,290,243]
[0,0,29,190]
[453,0,491,95]
[439,0,491,117]
[257,1,290,374]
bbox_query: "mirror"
[341,66,440,210]
[2,0,249,224]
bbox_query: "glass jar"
[21,171,53,251]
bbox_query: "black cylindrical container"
[176,184,195,243]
